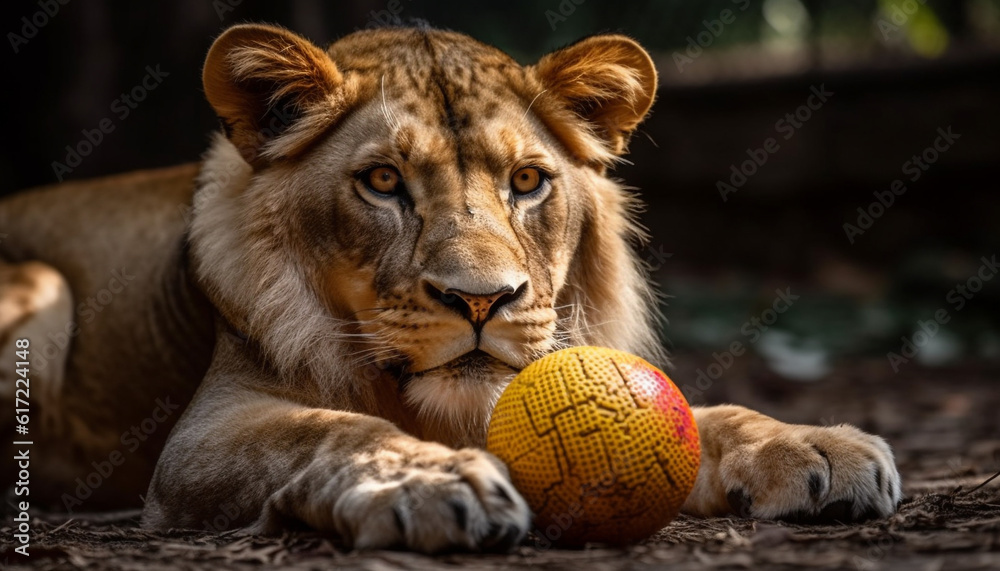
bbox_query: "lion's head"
[190,24,663,445]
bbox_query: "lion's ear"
[203,24,344,166]
[533,35,657,158]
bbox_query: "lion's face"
[192,25,663,442]
[293,87,587,415]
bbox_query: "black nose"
[424,282,524,328]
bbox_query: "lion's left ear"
[203,24,345,166]
[532,35,657,158]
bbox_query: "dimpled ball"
[486,346,700,547]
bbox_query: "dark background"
[3,0,999,382]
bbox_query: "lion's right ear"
[203,24,344,166]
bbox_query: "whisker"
[351,307,392,317]
[522,88,548,122]
[380,74,400,132]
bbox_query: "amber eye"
[511,167,544,194]
[366,166,401,194]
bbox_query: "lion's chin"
[401,351,518,445]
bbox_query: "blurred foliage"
[407,0,1000,60]
[662,248,1000,376]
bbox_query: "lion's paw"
[332,445,530,553]
[721,423,902,523]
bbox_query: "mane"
[560,173,668,368]
[189,134,378,409]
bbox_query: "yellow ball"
[487,346,700,547]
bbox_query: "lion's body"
[1,24,900,552]
[0,165,214,507]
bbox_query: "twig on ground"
[962,469,1000,496]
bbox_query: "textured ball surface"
[486,346,700,546]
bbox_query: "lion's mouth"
[453,349,517,371]
[410,349,520,376]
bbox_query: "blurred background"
[2,0,999,389]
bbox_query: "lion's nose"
[424,281,525,329]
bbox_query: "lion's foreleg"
[142,379,529,552]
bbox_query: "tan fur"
[0,261,71,429]
[0,24,899,552]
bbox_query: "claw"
[448,499,468,531]
[808,472,825,501]
[727,489,753,518]
[483,524,524,552]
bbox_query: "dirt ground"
[3,357,999,571]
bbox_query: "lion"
[0,24,900,553]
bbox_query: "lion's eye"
[366,166,401,194]
[511,167,544,195]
